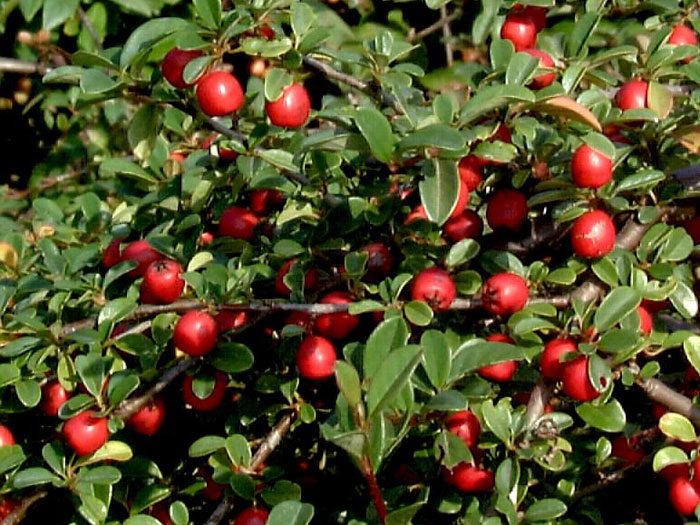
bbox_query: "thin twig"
[76,7,103,52]
[0,57,50,75]
[406,10,462,42]
[203,497,235,525]
[362,457,388,524]
[572,454,653,501]
[439,6,454,67]
[637,378,700,427]
[0,490,48,525]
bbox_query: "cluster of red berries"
[442,410,495,492]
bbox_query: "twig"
[5,169,88,200]
[524,379,552,430]
[572,454,653,501]
[0,57,50,76]
[203,497,235,525]
[658,314,700,334]
[76,7,103,52]
[406,10,462,43]
[485,220,572,257]
[0,490,48,525]
[362,457,388,525]
[671,164,700,190]
[439,6,454,67]
[637,378,700,427]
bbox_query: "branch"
[0,491,48,525]
[485,220,572,257]
[671,164,700,190]
[76,7,103,52]
[524,379,552,430]
[637,378,700,427]
[362,457,388,525]
[572,454,652,501]
[0,57,50,75]
[203,497,235,525]
[658,314,700,334]
[439,6,454,67]
[406,10,461,42]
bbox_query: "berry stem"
[362,457,388,524]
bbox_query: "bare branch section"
[0,491,48,525]
[439,6,454,67]
[638,378,700,427]
[0,57,51,75]
[406,10,461,42]
[524,379,552,430]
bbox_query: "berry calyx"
[411,267,457,312]
[296,335,337,380]
[571,210,616,259]
[265,83,311,128]
[63,410,109,456]
[571,144,613,188]
[486,189,529,232]
[561,356,600,402]
[182,371,228,411]
[173,311,218,357]
[127,396,166,436]
[162,48,203,89]
[313,292,359,339]
[196,71,245,117]
[218,206,260,241]
[140,259,184,305]
[481,272,529,316]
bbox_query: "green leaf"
[367,345,422,417]
[75,354,110,398]
[189,436,226,457]
[506,52,539,86]
[446,239,480,268]
[420,158,460,226]
[75,441,133,467]
[335,361,362,408]
[398,124,465,151]
[460,85,535,125]
[576,399,626,432]
[78,466,122,485]
[591,257,618,287]
[670,281,698,319]
[13,467,61,488]
[291,2,315,39]
[121,18,194,67]
[15,379,41,407]
[593,287,641,332]
[43,0,79,31]
[264,68,294,102]
[403,300,434,326]
[450,340,526,381]
[566,12,601,57]
[19,0,43,22]
[0,445,26,475]
[262,480,302,507]
[482,399,512,444]
[363,316,410,379]
[355,107,395,164]
[434,431,472,468]
[210,343,254,373]
[524,499,568,521]
[684,336,700,377]
[225,434,251,467]
[615,169,665,193]
[124,517,162,525]
[0,364,21,387]
[170,501,189,525]
[659,413,696,442]
[100,158,158,183]
[194,0,221,28]
[421,330,451,389]
[653,446,688,473]
[267,501,314,525]
[660,228,694,262]
[581,132,616,161]
[240,37,293,58]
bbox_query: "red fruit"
[0,499,17,520]
[479,334,518,381]
[149,502,173,525]
[445,411,481,450]
[218,206,260,241]
[182,371,228,411]
[443,463,495,493]
[411,267,457,312]
[541,338,577,381]
[684,217,700,244]
[492,123,512,144]
[615,80,648,111]
[571,144,613,189]
[285,311,311,328]
[63,410,109,456]
[611,435,645,466]
[141,259,184,305]
[670,476,700,515]
[0,426,14,447]
[265,83,311,128]
[638,305,653,334]
[501,14,537,51]
[404,205,429,225]
[215,310,248,333]
[169,151,186,163]
[449,180,470,220]
[571,210,616,259]
[458,156,484,191]
[162,48,203,89]
[642,298,669,314]
[249,189,285,216]
[198,468,226,500]
[275,259,320,296]
[127,397,166,436]
[200,232,214,245]
[234,507,269,525]
[296,335,337,380]
[361,242,395,282]
[522,48,555,89]
[514,4,547,31]
[444,210,483,243]
[40,380,70,417]
[103,238,123,268]
[313,292,359,339]
[669,25,698,55]
[122,240,162,278]
[652,402,668,421]
[196,71,245,117]
[486,189,529,232]
[173,311,218,357]
[561,356,600,402]
[661,463,689,483]
[481,273,529,316]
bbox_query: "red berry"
[196,71,245,117]
[140,259,184,305]
[669,476,700,515]
[458,156,483,191]
[638,305,653,334]
[642,298,669,314]
[541,338,577,381]
[479,334,518,382]
[669,24,698,47]
[411,267,457,312]
[652,402,668,421]
[486,189,529,232]
[234,507,269,525]
[169,151,187,163]
[215,310,248,333]
[449,179,470,220]
[501,14,537,51]
[492,123,512,144]
[200,232,214,245]
[275,259,320,296]
[40,380,70,417]
[361,242,395,282]
[127,397,166,436]
[561,356,600,402]
[443,463,495,493]
[198,468,226,500]
[444,209,483,243]
[660,463,689,483]
[522,48,555,89]
[265,83,311,128]
[103,238,123,268]
[285,311,311,328]
[571,210,616,259]
[611,435,645,467]
[0,499,17,520]
[481,273,529,316]
[313,292,359,339]
[571,144,613,188]
[683,217,700,244]
[0,425,14,447]
[218,206,260,241]
[445,411,481,450]
[63,410,109,456]
[514,4,547,31]
[149,502,172,525]
[249,189,285,216]
[404,205,429,225]
[162,48,203,89]
[173,311,218,357]
[296,335,337,380]
[182,371,228,411]
[615,80,648,111]
[122,240,162,278]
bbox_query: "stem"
[0,490,48,525]
[572,454,652,501]
[0,57,51,75]
[362,457,388,524]
[439,6,454,67]
[406,10,461,42]
[524,379,552,430]
[76,7,103,52]
[637,378,700,427]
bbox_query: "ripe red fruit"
[571,144,613,188]
[514,4,547,31]
[669,24,698,46]
[669,476,700,515]
[63,410,109,456]
[449,179,470,220]
[234,507,269,525]
[0,499,17,520]
[313,292,359,339]
[140,259,184,305]
[275,259,320,296]
[561,356,600,402]
[479,334,519,381]
[173,311,218,357]
[404,205,429,225]
[522,48,555,89]
[285,311,311,328]
[127,397,166,436]
[218,206,260,241]
[411,267,457,312]
[683,217,700,244]
[660,462,689,483]
[249,189,285,216]
[149,502,173,525]
[200,232,214,245]
[296,335,337,380]
[102,238,123,268]
[198,468,226,500]
[571,210,616,259]
[486,189,529,232]
[182,371,228,411]
[122,240,162,278]
[458,155,483,191]
[445,411,481,450]
[361,242,395,282]
[40,380,70,417]
[500,14,537,51]
[0,426,14,447]
[638,305,652,334]
[444,210,483,243]
[162,48,203,89]
[611,435,645,467]
[492,123,512,143]
[481,273,529,316]
[615,80,648,111]
[265,83,311,128]
[196,71,245,117]
[443,463,495,493]
[215,310,248,333]
[541,338,577,381]
[642,298,669,313]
